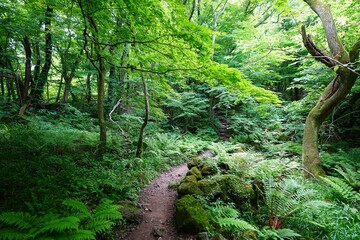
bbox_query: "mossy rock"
[198,179,221,196]
[210,233,227,240]
[214,174,254,206]
[181,175,197,183]
[118,201,142,224]
[242,229,257,239]
[175,195,213,234]
[200,162,218,176]
[178,181,204,197]
[188,158,206,170]
[187,167,202,179]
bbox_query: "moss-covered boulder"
[200,162,218,176]
[188,158,206,169]
[210,233,227,240]
[175,195,213,234]
[214,174,254,207]
[187,167,202,179]
[198,179,221,196]
[178,181,204,196]
[118,201,142,224]
[181,175,197,183]
[242,229,257,239]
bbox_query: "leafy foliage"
[0,199,122,240]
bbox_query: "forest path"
[125,163,195,240]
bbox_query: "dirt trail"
[125,163,193,240]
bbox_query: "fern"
[334,165,360,188]
[64,229,96,240]
[0,228,31,240]
[0,199,122,240]
[320,176,360,201]
[276,228,301,238]
[36,216,80,234]
[63,199,91,220]
[265,178,331,229]
[0,212,36,230]
[84,220,114,233]
[216,218,256,231]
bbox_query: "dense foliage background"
[0,0,359,239]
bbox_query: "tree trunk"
[301,0,360,177]
[98,57,107,151]
[79,0,107,151]
[136,75,150,158]
[31,6,53,103]
[21,36,32,106]
[86,73,92,103]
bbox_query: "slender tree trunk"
[31,6,53,103]
[86,73,92,103]
[21,36,32,106]
[301,0,360,177]
[79,0,107,151]
[136,75,150,158]
[0,77,4,96]
[211,0,228,59]
[97,57,107,151]
[56,75,63,103]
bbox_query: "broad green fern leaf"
[37,216,80,234]
[63,199,91,219]
[0,212,37,230]
[0,228,31,240]
[84,220,114,233]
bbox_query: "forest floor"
[124,163,196,240]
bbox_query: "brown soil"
[124,163,195,240]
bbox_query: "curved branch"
[303,0,348,62]
[350,40,360,63]
[301,26,337,68]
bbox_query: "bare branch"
[301,25,337,68]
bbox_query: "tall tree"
[31,5,53,103]
[301,0,360,176]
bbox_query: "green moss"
[200,162,218,176]
[175,195,213,234]
[198,179,221,196]
[214,174,254,206]
[118,201,142,224]
[178,181,204,197]
[181,175,197,183]
[188,158,206,169]
[187,167,203,179]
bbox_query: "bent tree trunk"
[301,0,360,177]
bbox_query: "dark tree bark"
[31,6,53,103]
[79,0,107,151]
[301,0,360,177]
[21,36,32,106]
[136,75,150,158]
[86,73,92,103]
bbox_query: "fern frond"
[320,176,360,201]
[84,219,114,233]
[276,228,301,238]
[334,165,360,188]
[210,203,239,219]
[93,200,122,221]
[0,228,31,240]
[66,229,96,240]
[216,217,256,231]
[63,199,91,219]
[0,212,37,230]
[37,216,80,234]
